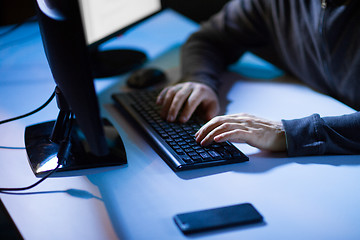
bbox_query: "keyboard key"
[175,149,186,155]
[191,156,202,162]
[208,150,221,159]
[181,156,193,163]
[200,152,212,161]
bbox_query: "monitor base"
[90,49,147,78]
[25,119,127,177]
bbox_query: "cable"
[0,88,56,125]
[0,146,25,150]
[0,89,75,193]
[0,16,39,50]
[0,108,73,194]
[0,22,25,38]
[0,89,55,150]
[0,88,57,192]
[0,16,37,38]
[0,163,60,194]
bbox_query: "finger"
[167,85,193,122]
[195,115,227,139]
[218,115,271,130]
[213,129,251,143]
[160,86,180,120]
[198,122,249,146]
[195,115,262,140]
[179,85,219,123]
[178,88,204,123]
[227,113,275,127]
[156,87,170,105]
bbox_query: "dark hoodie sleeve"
[180,0,270,93]
[282,112,360,156]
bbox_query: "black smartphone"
[173,203,263,234]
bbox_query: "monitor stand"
[90,47,147,78]
[25,118,127,177]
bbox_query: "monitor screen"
[79,0,162,46]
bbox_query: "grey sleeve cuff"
[282,114,325,157]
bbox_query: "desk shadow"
[176,152,360,180]
[292,154,360,166]
[0,188,102,201]
[87,175,131,240]
[175,157,284,180]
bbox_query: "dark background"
[161,0,230,23]
[0,0,230,25]
[0,0,37,25]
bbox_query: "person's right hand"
[156,82,219,123]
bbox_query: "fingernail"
[180,116,187,123]
[194,131,199,137]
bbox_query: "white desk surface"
[1,9,360,240]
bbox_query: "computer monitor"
[25,0,161,177]
[79,0,162,78]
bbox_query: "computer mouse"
[126,68,166,89]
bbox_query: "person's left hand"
[195,113,287,152]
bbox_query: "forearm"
[180,0,269,92]
[180,21,243,93]
[282,112,360,156]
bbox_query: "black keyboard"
[112,90,248,171]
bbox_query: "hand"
[195,113,287,152]
[156,82,219,123]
